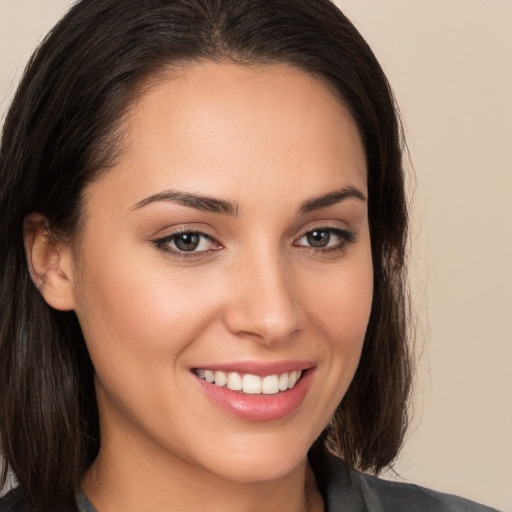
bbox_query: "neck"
[81,421,323,512]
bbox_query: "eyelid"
[152,226,223,257]
[294,221,351,239]
[151,222,356,259]
[293,225,356,251]
[151,222,217,239]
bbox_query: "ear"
[24,213,76,311]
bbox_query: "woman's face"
[70,62,373,483]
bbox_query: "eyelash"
[152,226,356,259]
[152,229,220,259]
[294,226,356,254]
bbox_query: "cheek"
[72,245,241,412]
[72,251,226,435]
[74,256,216,362]
[307,245,373,399]
[310,251,373,347]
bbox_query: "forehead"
[87,61,367,212]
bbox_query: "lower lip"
[194,369,314,421]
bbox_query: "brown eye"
[154,231,219,254]
[296,227,356,252]
[173,233,201,251]
[306,230,331,248]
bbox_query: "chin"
[184,427,317,484]
[206,451,307,484]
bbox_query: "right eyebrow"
[130,190,239,216]
[297,186,366,215]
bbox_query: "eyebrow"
[131,185,365,216]
[131,190,239,216]
[298,186,366,214]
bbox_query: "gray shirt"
[315,454,500,512]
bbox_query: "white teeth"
[261,375,280,395]
[243,374,261,394]
[214,371,227,387]
[288,371,298,389]
[227,372,243,391]
[279,373,289,391]
[195,369,304,394]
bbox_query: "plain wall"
[1,1,511,510]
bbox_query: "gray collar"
[77,491,97,512]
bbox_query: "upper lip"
[191,360,315,376]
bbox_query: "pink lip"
[192,366,315,422]
[192,360,315,376]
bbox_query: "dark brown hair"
[0,0,411,510]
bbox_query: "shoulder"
[350,469,500,512]
[0,488,29,512]
[315,454,501,512]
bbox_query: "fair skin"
[28,62,372,512]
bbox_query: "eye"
[295,227,355,251]
[154,230,220,254]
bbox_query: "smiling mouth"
[193,369,303,395]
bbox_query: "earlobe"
[24,213,76,311]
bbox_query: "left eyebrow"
[298,186,366,215]
[130,190,239,216]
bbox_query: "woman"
[0,0,500,511]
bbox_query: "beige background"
[1,1,511,510]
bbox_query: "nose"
[223,249,305,345]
